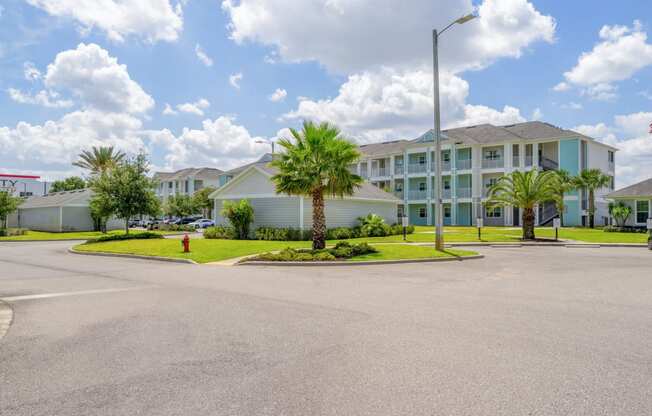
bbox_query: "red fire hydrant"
[182,234,190,253]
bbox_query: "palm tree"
[552,169,576,227]
[573,168,611,228]
[487,170,558,240]
[73,146,125,175]
[271,121,363,249]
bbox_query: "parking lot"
[1,241,652,415]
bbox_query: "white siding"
[17,207,61,232]
[215,197,300,229]
[219,169,275,197]
[303,198,398,229]
[588,141,614,224]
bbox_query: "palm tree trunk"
[558,191,565,227]
[311,189,326,250]
[588,189,595,228]
[522,207,536,240]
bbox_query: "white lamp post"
[433,13,477,250]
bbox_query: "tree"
[73,146,126,175]
[164,194,195,218]
[608,201,632,227]
[271,121,363,249]
[487,170,558,240]
[552,169,576,227]
[89,154,160,234]
[50,176,86,193]
[192,186,216,218]
[0,191,21,230]
[573,168,612,228]
[220,199,254,239]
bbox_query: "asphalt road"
[1,241,652,415]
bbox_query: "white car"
[188,219,214,229]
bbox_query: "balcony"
[482,158,504,169]
[395,165,404,175]
[441,161,452,171]
[371,167,389,177]
[524,156,533,167]
[408,163,428,174]
[539,157,559,171]
[456,187,472,198]
[456,159,472,170]
[408,190,428,200]
[512,156,520,167]
[393,191,404,199]
[442,189,452,199]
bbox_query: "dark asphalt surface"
[1,241,651,415]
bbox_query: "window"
[418,182,426,191]
[395,182,403,192]
[609,176,615,190]
[443,179,451,190]
[444,206,451,218]
[486,178,498,189]
[442,151,451,162]
[418,155,426,165]
[636,200,649,224]
[419,207,427,218]
[398,205,405,217]
[168,182,173,189]
[486,206,502,218]
[608,151,614,163]
[485,150,500,160]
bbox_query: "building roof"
[607,178,652,199]
[153,167,223,181]
[220,153,274,176]
[20,189,93,209]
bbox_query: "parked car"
[188,219,214,229]
[144,218,163,229]
[179,215,202,225]
[128,219,142,228]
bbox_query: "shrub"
[220,199,254,239]
[255,227,308,241]
[203,225,236,239]
[0,228,28,237]
[359,213,391,237]
[157,224,196,232]
[85,232,163,244]
[250,242,376,262]
[603,226,647,233]
[313,251,336,261]
[326,227,360,240]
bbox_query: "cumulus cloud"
[556,21,652,100]
[25,0,184,43]
[574,111,652,187]
[269,88,287,102]
[43,43,154,114]
[175,98,210,116]
[531,108,543,120]
[195,44,213,67]
[23,62,41,81]
[229,72,243,89]
[162,103,178,116]
[8,88,74,109]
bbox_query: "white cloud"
[229,72,243,89]
[23,62,42,81]
[531,108,543,120]
[25,0,184,43]
[552,82,570,92]
[162,103,178,116]
[269,88,287,102]
[44,43,154,114]
[146,116,271,170]
[175,98,210,116]
[223,0,555,74]
[558,20,652,100]
[195,44,213,67]
[8,88,74,108]
[0,5,4,18]
[560,102,583,110]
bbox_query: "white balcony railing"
[512,156,520,167]
[441,161,452,171]
[442,189,452,199]
[482,158,504,169]
[456,159,472,170]
[393,191,404,199]
[408,190,428,200]
[395,165,404,175]
[371,167,389,177]
[456,187,472,198]
[408,163,428,174]
[524,156,533,167]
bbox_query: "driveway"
[1,242,651,415]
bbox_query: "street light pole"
[432,13,477,251]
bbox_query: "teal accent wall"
[409,204,428,225]
[564,200,581,226]
[457,203,472,226]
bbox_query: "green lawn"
[348,244,478,262]
[0,229,181,241]
[74,239,311,263]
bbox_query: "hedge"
[85,232,164,244]
[254,223,415,241]
[603,226,648,233]
[252,241,377,262]
[0,228,28,237]
[203,225,237,239]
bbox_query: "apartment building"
[153,167,223,199]
[354,121,617,227]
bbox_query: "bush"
[255,227,308,241]
[251,242,376,262]
[603,226,647,233]
[221,199,254,239]
[326,227,360,240]
[156,224,196,232]
[203,225,236,239]
[358,214,390,237]
[0,228,28,237]
[85,232,163,244]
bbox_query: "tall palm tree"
[271,121,363,249]
[573,168,611,228]
[487,170,558,240]
[73,146,125,175]
[553,169,576,227]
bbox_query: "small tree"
[552,169,576,227]
[608,201,632,227]
[0,191,21,230]
[192,187,216,218]
[89,154,160,234]
[220,199,254,239]
[164,194,195,218]
[50,176,86,193]
[573,169,612,228]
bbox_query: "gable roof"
[153,167,223,181]
[20,189,93,209]
[607,178,652,199]
[220,153,274,177]
[210,163,400,203]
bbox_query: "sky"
[0,0,651,187]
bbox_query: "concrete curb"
[237,254,485,267]
[0,300,13,342]
[68,248,197,264]
[444,242,648,248]
[0,239,88,243]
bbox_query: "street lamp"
[255,139,275,154]
[433,13,477,250]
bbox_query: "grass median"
[347,244,477,262]
[0,229,182,241]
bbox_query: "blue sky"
[0,0,650,186]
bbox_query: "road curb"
[0,300,13,342]
[445,242,648,248]
[237,254,485,267]
[68,248,198,264]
